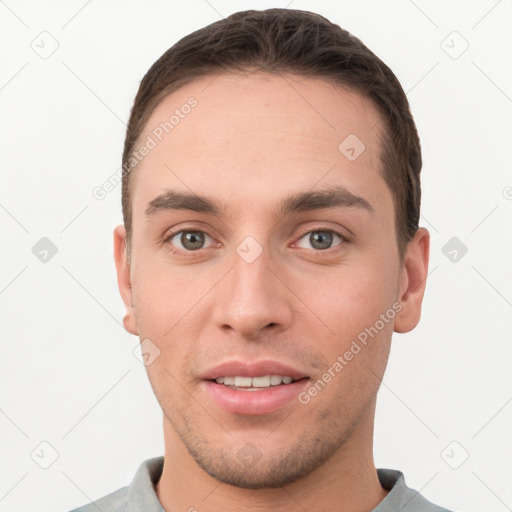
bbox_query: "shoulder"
[66,486,129,512]
[65,456,164,512]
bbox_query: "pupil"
[311,231,332,250]
[182,231,204,250]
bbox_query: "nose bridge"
[233,239,271,300]
[213,234,292,337]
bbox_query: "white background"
[0,1,511,511]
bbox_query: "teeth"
[215,375,295,387]
[270,375,282,385]
[252,376,271,387]
[234,376,252,387]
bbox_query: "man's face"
[115,73,420,488]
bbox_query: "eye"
[166,230,215,252]
[296,229,344,251]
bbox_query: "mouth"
[200,361,310,415]
[212,374,303,390]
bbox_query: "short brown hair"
[122,8,422,259]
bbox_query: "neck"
[155,405,387,512]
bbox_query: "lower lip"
[202,380,309,415]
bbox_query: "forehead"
[131,72,390,223]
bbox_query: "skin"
[114,72,429,512]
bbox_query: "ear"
[394,227,430,333]
[113,225,138,336]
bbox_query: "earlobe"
[394,228,430,334]
[113,225,139,336]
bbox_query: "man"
[70,8,452,512]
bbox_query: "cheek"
[297,258,398,339]
[296,259,398,400]
[130,259,216,379]
[131,266,200,405]
[131,255,211,328]
[303,281,395,417]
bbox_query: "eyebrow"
[145,185,373,219]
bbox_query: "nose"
[212,241,293,340]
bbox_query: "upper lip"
[200,360,309,381]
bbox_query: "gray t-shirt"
[68,456,454,512]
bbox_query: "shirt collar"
[125,456,165,512]
[125,457,420,512]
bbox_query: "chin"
[180,430,347,490]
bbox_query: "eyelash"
[163,226,346,255]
